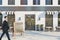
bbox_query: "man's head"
[4,16,8,21]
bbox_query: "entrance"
[58,13,60,27]
[7,12,15,32]
[45,12,53,31]
[7,12,15,27]
[25,14,35,30]
[0,12,2,26]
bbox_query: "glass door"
[7,12,15,27]
[25,14,35,30]
[58,13,60,26]
[45,12,53,31]
[0,13,2,26]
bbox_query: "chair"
[45,26,53,31]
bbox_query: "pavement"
[0,31,60,40]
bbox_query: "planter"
[36,24,39,31]
[40,24,43,31]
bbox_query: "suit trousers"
[0,30,10,40]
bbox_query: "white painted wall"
[2,0,8,6]
[53,11,58,31]
[28,0,33,6]
[40,0,45,6]
[1,0,59,6]
[15,0,20,6]
[1,11,59,31]
[2,11,7,21]
[53,0,58,6]
[15,11,45,31]
[15,11,25,31]
[35,11,45,31]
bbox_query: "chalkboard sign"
[14,22,24,33]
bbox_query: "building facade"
[0,0,60,31]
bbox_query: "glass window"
[58,13,60,26]
[0,13,2,26]
[0,0,2,5]
[8,0,15,5]
[58,0,60,5]
[46,0,52,5]
[33,0,40,5]
[21,0,27,5]
[45,12,53,26]
[7,12,15,27]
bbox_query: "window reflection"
[0,0,2,5]
[58,0,60,5]
[21,0,27,5]
[46,0,52,5]
[8,0,15,5]
[33,0,40,5]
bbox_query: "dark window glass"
[0,0,2,5]
[58,0,60,5]
[7,12,15,27]
[21,0,27,5]
[45,13,53,26]
[8,0,15,5]
[46,0,52,5]
[33,0,40,5]
[0,13,2,26]
[58,13,60,26]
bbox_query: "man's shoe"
[0,38,1,40]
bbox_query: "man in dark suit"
[0,16,10,40]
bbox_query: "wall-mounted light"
[38,17,40,20]
[18,17,21,21]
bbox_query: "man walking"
[0,16,10,40]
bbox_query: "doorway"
[25,14,35,30]
[0,12,2,26]
[45,12,53,31]
[58,13,60,27]
[7,12,15,27]
[7,12,15,32]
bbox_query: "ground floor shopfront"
[0,11,60,31]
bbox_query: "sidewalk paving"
[0,31,60,40]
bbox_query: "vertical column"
[2,11,7,21]
[53,11,58,31]
[3,0,8,6]
[43,11,45,31]
[35,11,45,31]
[53,0,58,6]
[15,0,20,6]
[40,0,45,6]
[28,0,33,6]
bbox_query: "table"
[46,27,52,31]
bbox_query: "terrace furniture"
[35,25,40,31]
[35,24,43,31]
[45,26,53,31]
[56,27,60,31]
[9,27,14,36]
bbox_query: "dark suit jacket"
[2,20,9,31]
